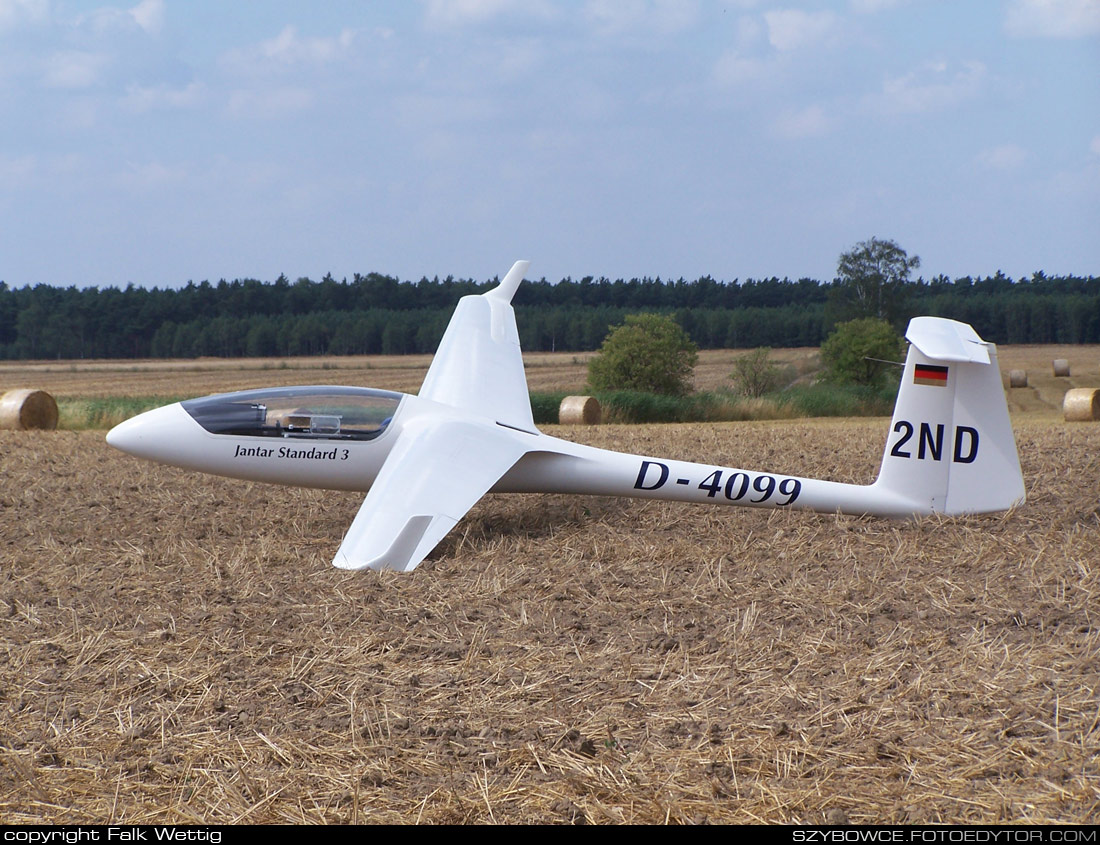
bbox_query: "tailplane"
[873,317,1025,515]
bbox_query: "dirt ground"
[1,416,1097,824]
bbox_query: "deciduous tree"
[830,237,920,327]
[587,314,698,396]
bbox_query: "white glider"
[107,260,1025,572]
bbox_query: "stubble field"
[1,350,1099,824]
[2,343,1097,412]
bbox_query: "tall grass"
[774,383,898,418]
[529,392,571,426]
[591,390,795,424]
[529,384,898,425]
[58,397,187,430]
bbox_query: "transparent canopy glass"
[182,386,402,441]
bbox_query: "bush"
[820,318,904,388]
[728,347,793,397]
[587,314,698,396]
[529,392,570,425]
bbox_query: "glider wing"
[332,417,532,572]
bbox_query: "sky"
[0,0,1097,289]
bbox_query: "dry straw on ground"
[1062,388,1100,422]
[1,418,1098,824]
[559,396,602,426]
[0,389,58,430]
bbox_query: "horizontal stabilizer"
[906,316,990,364]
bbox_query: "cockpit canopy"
[182,386,403,441]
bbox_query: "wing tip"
[332,514,436,573]
[487,260,531,302]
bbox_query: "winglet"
[486,260,529,303]
[333,514,438,572]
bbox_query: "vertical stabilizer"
[873,317,1025,515]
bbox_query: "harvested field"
[2,345,1097,415]
[1,417,1098,824]
[0,349,819,398]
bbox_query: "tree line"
[0,270,1098,359]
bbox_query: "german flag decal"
[914,364,949,386]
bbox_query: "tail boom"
[497,446,921,516]
[497,317,1023,520]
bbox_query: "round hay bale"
[559,395,602,425]
[1009,369,1028,388]
[1053,358,1070,377]
[1063,388,1100,422]
[0,389,59,430]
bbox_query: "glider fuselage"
[109,387,920,518]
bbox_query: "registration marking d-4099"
[633,460,802,506]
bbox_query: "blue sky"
[1,0,1097,288]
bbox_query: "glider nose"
[106,402,196,461]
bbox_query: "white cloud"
[75,0,164,35]
[977,144,1027,170]
[0,152,85,187]
[1005,0,1100,38]
[221,25,357,73]
[773,104,828,138]
[55,97,100,129]
[712,49,770,87]
[128,0,164,34]
[226,86,314,119]
[584,0,699,35]
[0,153,37,185]
[1090,136,1100,156]
[422,0,557,28]
[0,0,48,30]
[42,50,108,88]
[732,14,764,49]
[258,25,355,63]
[850,0,906,12]
[119,159,188,191]
[763,9,839,51]
[121,81,203,111]
[492,35,549,78]
[394,92,498,133]
[874,60,986,114]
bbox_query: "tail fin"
[873,317,1025,515]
